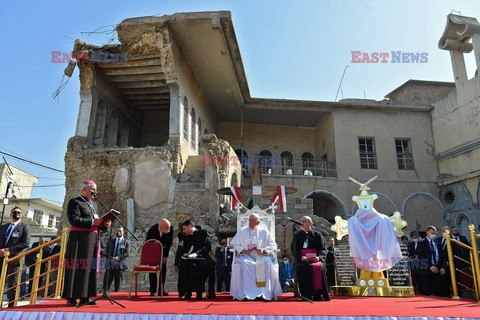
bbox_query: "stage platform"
[0,292,478,320]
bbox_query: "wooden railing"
[0,228,68,308]
[444,224,480,301]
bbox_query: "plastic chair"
[128,239,163,299]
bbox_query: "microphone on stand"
[287,217,303,226]
[90,191,96,198]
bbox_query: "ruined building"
[63,12,480,289]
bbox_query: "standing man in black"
[146,218,173,296]
[104,226,129,292]
[0,206,31,307]
[215,237,233,292]
[418,225,448,296]
[325,236,336,288]
[177,220,211,300]
[26,237,46,294]
[62,180,111,306]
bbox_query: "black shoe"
[195,294,203,300]
[150,292,156,296]
[184,293,192,300]
[207,293,216,299]
[79,298,97,305]
[162,291,169,296]
[113,289,119,292]
[67,299,77,306]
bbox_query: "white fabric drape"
[348,208,403,271]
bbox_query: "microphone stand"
[77,193,139,309]
[279,219,314,303]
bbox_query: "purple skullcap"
[83,180,96,185]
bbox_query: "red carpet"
[5,292,479,318]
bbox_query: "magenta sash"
[301,248,323,290]
[70,225,101,275]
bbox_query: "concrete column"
[75,90,93,137]
[168,81,180,137]
[450,51,468,86]
[127,198,134,238]
[471,34,480,75]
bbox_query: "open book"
[101,209,120,222]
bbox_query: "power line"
[0,151,64,173]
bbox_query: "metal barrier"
[0,227,68,308]
[445,224,480,302]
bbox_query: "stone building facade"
[63,12,480,290]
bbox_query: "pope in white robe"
[230,213,282,301]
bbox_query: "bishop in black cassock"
[293,216,330,301]
[62,180,111,306]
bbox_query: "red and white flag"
[276,185,287,212]
[230,186,243,211]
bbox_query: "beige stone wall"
[432,77,480,154]
[262,176,444,233]
[217,122,316,159]
[332,108,439,180]
[172,38,218,172]
[314,113,335,162]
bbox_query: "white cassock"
[348,208,402,271]
[230,226,282,300]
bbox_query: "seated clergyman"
[230,213,282,301]
[294,216,330,301]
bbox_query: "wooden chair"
[128,239,163,299]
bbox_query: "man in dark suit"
[325,236,336,287]
[146,218,173,296]
[104,226,129,292]
[407,231,421,293]
[450,226,470,269]
[177,220,211,300]
[47,239,61,296]
[0,206,31,307]
[215,238,233,292]
[418,225,448,297]
[26,237,46,294]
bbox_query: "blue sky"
[0,0,478,204]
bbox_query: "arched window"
[119,121,129,147]
[190,108,196,150]
[259,150,273,174]
[107,111,119,147]
[183,96,189,142]
[302,152,315,176]
[92,100,107,146]
[280,151,294,175]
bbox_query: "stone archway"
[456,212,471,238]
[402,192,445,231]
[304,190,347,223]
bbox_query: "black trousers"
[178,259,208,296]
[216,266,231,292]
[0,263,21,307]
[105,269,124,291]
[149,263,167,293]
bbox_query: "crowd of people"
[3,179,479,307]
